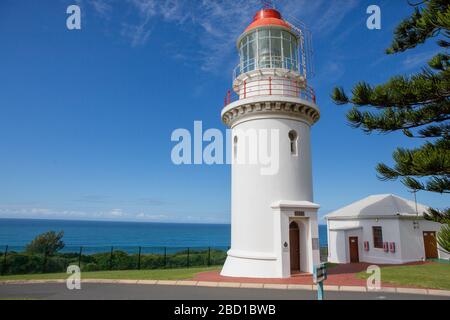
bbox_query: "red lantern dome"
[244,8,291,33]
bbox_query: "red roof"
[244,9,291,33]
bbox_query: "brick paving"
[193,262,429,288]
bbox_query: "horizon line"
[0,216,328,226]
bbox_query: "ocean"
[0,219,328,252]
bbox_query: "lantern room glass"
[238,28,299,76]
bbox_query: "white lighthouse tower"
[221,7,321,278]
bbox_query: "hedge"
[0,249,227,275]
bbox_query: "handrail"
[224,76,316,107]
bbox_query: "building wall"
[229,118,312,256]
[276,209,319,276]
[327,219,360,263]
[399,219,449,261]
[328,230,348,263]
[221,116,316,278]
[327,217,449,264]
[327,218,402,264]
[360,219,403,264]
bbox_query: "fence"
[0,245,229,276]
[0,244,328,276]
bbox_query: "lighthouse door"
[289,221,300,272]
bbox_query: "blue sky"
[0,0,447,224]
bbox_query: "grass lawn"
[0,266,221,281]
[357,262,450,290]
[325,262,338,269]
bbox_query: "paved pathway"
[194,262,428,287]
[0,282,447,300]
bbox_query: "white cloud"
[109,208,124,217]
[121,22,153,47]
[91,0,113,17]
[0,206,89,219]
[310,0,358,34]
[402,50,436,70]
[81,0,358,73]
[136,212,168,220]
[0,205,227,223]
[30,208,52,214]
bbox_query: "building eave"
[271,200,320,210]
[326,215,426,221]
[329,226,363,232]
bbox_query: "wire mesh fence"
[0,244,328,276]
[0,245,230,276]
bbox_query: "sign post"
[313,263,327,300]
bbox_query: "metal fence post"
[164,247,167,268]
[207,247,211,267]
[1,245,8,276]
[137,246,141,270]
[42,249,48,274]
[78,246,83,268]
[109,246,114,270]
[187,248,190,268]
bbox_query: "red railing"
[224,76,316,107]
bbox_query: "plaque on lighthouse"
[220,6,320,279]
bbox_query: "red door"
[423,232,438,259]
[290,222,300,271]
[349,237,359,263]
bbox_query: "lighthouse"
[220,7,321,278]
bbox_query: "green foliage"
[140,254,165,269]
[386,0,450,54]
[2,253,69,275]
[0,248,227,276]
[331,0,450,252]
[424,208,450,251]
[436,223,450,252]
[25,231,65,256]
[375,141,450,193]
[424,207,450,223]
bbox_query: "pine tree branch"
[376,140,450,192]
[387,0,450,54]
[332,0,450,228]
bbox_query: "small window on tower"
[288,130,298,156]
[234,136,238,159]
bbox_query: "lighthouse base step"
[220,254,288,279]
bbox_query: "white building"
[326,194,449,264]
[220,8,321,278]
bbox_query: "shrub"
[3,253,44,275]
[1,248,228,275]
[140,254,164,269]
[26,231,65,256]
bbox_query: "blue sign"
[313,263,327,300]
[313,263,327,284]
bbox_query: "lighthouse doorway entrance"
[289,221,300,272]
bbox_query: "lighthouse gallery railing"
[224,75,316,107]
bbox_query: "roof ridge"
[325,193,429,219]
[388,194,401,214]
